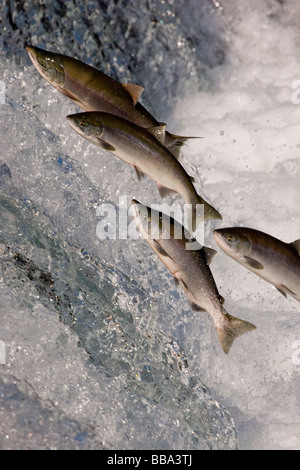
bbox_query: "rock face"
[1,0,226,117]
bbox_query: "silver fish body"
[26,45,195,156]
[132,200,256,354]
[214,227,300,301]
[67,112,222,227]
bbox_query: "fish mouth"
[213,230,228,249]
[26,45,65,86]
[26,45,39,67]
[66,115,79,132]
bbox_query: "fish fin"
[189,300,206,312]
[203,247,217,265]
[189,195,222,232]
[133,165,144,181]
[122,83,144,105]
[153,240,170,258]
[147,123,167,144]
[276,286,287,297]
[168,134,202,148]
[173,273,189,291]
[283,285,297,296]
[290,239,300,255]
[174,277,180,287]
[180,278,189,291]
[189,175,195,183]
[96,138,116,151]
[166,135,203,159]
[157,184,177,199]
[276,284,296,297]
[243,256,264,270]
[58,87,79,102]
[216,314,256,355]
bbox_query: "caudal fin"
[167,134,202,159]
[200,196,222,222]
[216,314,256,354]
[187,195,222,233]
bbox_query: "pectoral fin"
[276,284,296,297]
[153,240,170,258]
[189,300,206,312]
[122,83,144,105]
[276,286,287,297]
[59,87,78,102]
[157,184,177,199]
[243,256,264,270]
[96,138,116,151]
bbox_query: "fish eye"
[79,121,86,127]
[226,235,234,242]
[39,59,47,68]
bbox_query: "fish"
[214,227,300,302]
[66,111,222,229]
[131,200,256,354]
[26,44,197,158]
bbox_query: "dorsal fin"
[290,239,300,255]
[147,123,167,144]
[122,83,144,105]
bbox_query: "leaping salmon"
[131,200,256,354]
[214,227,300,302]
[26,44,198,158]
[67,111,222,230]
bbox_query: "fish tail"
[187,195,222,233]
[198,194,222,222]
[167,134,201,159]
[168,133,201,147]
[216,313,256,354]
